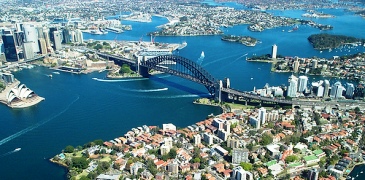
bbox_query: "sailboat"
[200,51,205,58]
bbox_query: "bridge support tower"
[218,78,230,103]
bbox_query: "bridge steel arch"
[139,55,218,96]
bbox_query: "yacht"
[14,148,21,152]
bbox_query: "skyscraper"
[298,76,308,93]
[346,83,354,99]
[23,42,34,59]
[312,59,318,69]
[287,75,298,97]
[271,44,277,59]
[75,29,84,44]
[38,38,47,55]
[53,31,62,50]
[258,107,266,125]
[2,33,19,62]
[23,24,40,53]
[323,80,330,98]
[293,59,299,73]
[330,82,344,99]
[62,28,71,44]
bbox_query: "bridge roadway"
[92,51,136,65]
[221,88,293,105]
[0,55,45,70]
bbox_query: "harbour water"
[0,7,365,179]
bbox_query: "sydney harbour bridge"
[96,52,295,106]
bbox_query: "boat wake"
[151,94,211,99]
[92,77,148,82]
[0,96,79,146]
[120,87,168,92]
[0,148,21,158]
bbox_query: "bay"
[0,7,364,179]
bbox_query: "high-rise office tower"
[330,81,344,99]
[272,44,277,59]
[2,33,19,62]
[38,38,47,55]
[75,29,83,44]
[23,42,34,59]
[53,31,62,50]
[293,59,299,73]
[298,76,308,93]
[23,24,40,53]
[62,28,71,44]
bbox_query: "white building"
[298,76,308,93]
[324,80,330,98]
[23,42,34,59]
[75,29,84,44]
[346,83,354,99]
[23,24,40,53]
[330,81,344,99]
[164,137,173,149]
[53,30,62,50]
[271,44,277,59]
[287,75,298,97]
[203,133,213,145]
[258,107,266,125]
[249,116,260,129]
[194,134,201,146]
[231,166,253,180]
[163,123,176,131]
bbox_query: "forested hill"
[307,33,364,50]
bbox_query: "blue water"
[0,8,365,179]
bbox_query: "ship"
[200,51,205,58]
[178,42,188,50]
[90,30,103,35]
[14,148,21,152]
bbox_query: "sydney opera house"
[0,81,44,108]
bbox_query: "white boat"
[14,148,21,152]
[53,72,60,74]
[178,42,187,50]
[200,51,205,58]
[361,171,364,174]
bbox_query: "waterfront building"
[312,59,318,69]
[62,28,71,44]
[354,84,365,99]
[293,59,299,73]
[2,32,19,62]
[271,44,277,59]
[298,76,308,93]
[23,24,40,53]
[287,75,298,97]
[330,82,344,99]
[323,80,330,98]
[53,30,62,50]
[317,86,324,97]
[232,166,253,180]
[345,83,354,99]
[193,134,201,146]
[23,42,34,60]
[38,38,47,55]
[258,107,266,125]
[75,29,84,44]
[249,116,260,129]
[1,73,14,84]
[162,123,176,131]
[232,148,249,164]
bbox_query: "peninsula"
[221,35,258,47]
[308,33,365,50]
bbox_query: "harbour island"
[221,35,258,47]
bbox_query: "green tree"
[285,155,298,163]
[64,145,75,153]
[71,157,89,169]
[119,64,132,74]
[260,133,273,146]
[168,148,177,159]
[94,44,103,50]
[354,107,361,114]
[93,139,104,146]
[240,162,253,171]
[193,157,201,163]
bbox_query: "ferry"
[14,148,21,152]
[178,42,188,50]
